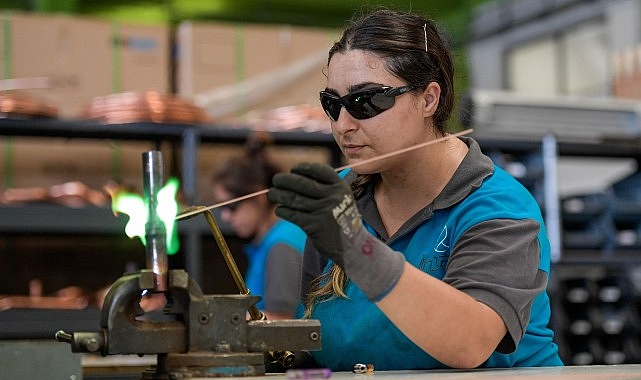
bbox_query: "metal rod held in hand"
[196,207,295,368]
[175,128,473,221]
[202,209,262,321]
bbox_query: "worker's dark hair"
[328,9,455,134]
[213,131,281,200]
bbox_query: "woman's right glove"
[267,162,405,301]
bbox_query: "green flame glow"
[111,177,180,254]
[114,192,147,244]
[157,177,180,254]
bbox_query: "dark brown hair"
[328,9,455,135]
[212,131,282,199]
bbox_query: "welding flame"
[108,178,180,254]
[157,177,180,254]
[114,192,147,240]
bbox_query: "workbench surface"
[82,355,641,380]
[248,365,641,380]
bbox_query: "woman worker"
[213,132,306,320]
[267,9,563,370]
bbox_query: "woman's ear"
[422,82,441,118]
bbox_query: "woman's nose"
[332,109,358,134]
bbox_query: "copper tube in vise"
[142,151,169,291]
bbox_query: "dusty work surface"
[81,356,641,380]
[235,365,641,380]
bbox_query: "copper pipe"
[142,151,168,291]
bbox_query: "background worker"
[268,9,563,370]
[213,132,306,320]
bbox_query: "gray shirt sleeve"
[263,243,303,315]
[443,218,548,354]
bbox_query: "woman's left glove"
[267,162,405,301]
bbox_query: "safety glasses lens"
[320,92,342,121]
[319,86,412,122]
[348,90,395,119]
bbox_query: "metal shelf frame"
[0,117,337,286]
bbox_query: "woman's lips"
[342,144,365,156]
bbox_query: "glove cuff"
[342,227,406,301]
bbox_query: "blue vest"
[307,165,562,370]
[244,220,306,310]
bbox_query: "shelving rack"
[0,118,339,289]
[4,108,641,363]
[469,90,641,365]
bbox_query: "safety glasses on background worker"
[319,85,415,122]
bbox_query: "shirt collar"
[352,137,494,241]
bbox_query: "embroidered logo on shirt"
[418,225,450,273]
[435,226,450,252]
[419,254,448,272]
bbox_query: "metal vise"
[56,269,321,378]
[57,150,320,377]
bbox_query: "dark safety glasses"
[319,85,415,122]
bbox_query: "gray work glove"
[267,162,405,301]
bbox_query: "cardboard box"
[0,136,331,204]
[114,22,171,94]
[0,15,335,201]
[0,12,171,194]
[176,22,238,97]
[176,21,338,117]
[1,137,160,194]
[0,11,170,118]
